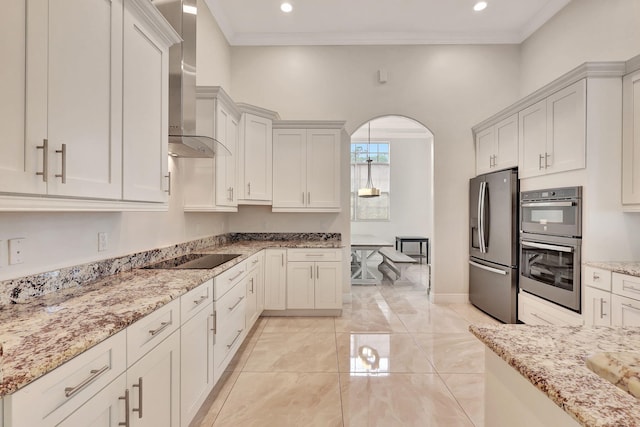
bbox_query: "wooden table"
[350,234,393,285]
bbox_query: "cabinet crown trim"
[472,61,626,134]
[273,120,346,129]
[128,0,181,47]
[196,86,240,117]
[236,102,281,120]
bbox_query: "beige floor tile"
[340,373,474,427]
[243,332,338,372]
[441,373,485,427]
[262,316,335,333]
[191,369,241,427]
[413,333,485,374]
[213,372,342,427]
[335,307,409,333]
[396,306,472,334]
[445,303,502,325]
[336,333,435,374]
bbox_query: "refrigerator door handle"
[469,260,507,275]
[479,181,487,253]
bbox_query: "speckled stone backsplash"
[0,233,340,306]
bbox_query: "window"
[351,142,390,221]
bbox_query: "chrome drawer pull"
[228,296,244,311]
[530,312,553,325]
[164,172,171,195]
[252,258,259,265]
[148,321,171,336]
[55,143,67,183]
[305,254,325,257]
[193,294,208,306]
[132,377,143,418]
[119,389,130,427]
[250,278,254,293]
[593,272,600,280]
[227,329,244,349]
[600,298,607,318]
[36,139,48,182]
[622,283,640,293]
[211,312,217,333]
[64,364,110,398]
[622,303,640,312]
[228,270,244,282]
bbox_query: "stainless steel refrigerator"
[469,168,518,323]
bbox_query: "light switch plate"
[9,238,25,265]
[98,232,108,252]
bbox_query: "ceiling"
[203,0,571,46]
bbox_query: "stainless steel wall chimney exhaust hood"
[153,0,230,158]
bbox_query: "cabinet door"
[240,114,272,201]
[583,287,611,327]
[0,1,47,195]
[272,129,307,208]
[58,374,127,427]
[287,262,315,309]
[494,114,518,171]
[215,105,238,207]
[546,79,586,174]
[518,99,547,179]
[122,3,169,202]
[612,294,640,327]
[180,305,214,427]
[307,129,341,209]
[127,331,180,427]
[42,0,123,199]
[622,70,640,204]
[184,97,216,209]
[475,127,495,175]
[314,261,342,309]
[264,249,287,310]
[245,271,258,328]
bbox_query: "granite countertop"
[470,324,640,427]
[0,239,340,397]
[584,261,640,277]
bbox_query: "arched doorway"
[349,115,434,293]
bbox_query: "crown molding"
[129,0,181,47]
[273,120,346,129]
[236,103,280,120]
[196,86,240,117]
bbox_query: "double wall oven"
[519,187,582,312]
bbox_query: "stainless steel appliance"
[143,253,240,269]
[519,186,582,312]
[469,168,518,323]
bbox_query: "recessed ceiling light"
[473,1,488,11]
[280,2,293,13]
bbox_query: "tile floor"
[192,263,501,427]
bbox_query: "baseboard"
[261,309,342,317]
[430,293,468,304]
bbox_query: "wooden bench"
[378,247,417,284]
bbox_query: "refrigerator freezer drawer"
[469,259,517,323]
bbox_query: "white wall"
[228,44,521,302]
[196,0,233,90]
[520,0,640,95]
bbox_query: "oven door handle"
[469,260,507,275]
[521,201,575,208]
[521,241,574,253]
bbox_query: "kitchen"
[1,0,640,426]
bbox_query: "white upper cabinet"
[518,79,586,179]
[474,114,518,176]
[0,0,178,210]
[622,67,640,206]
[237,104,279,204]
[183,86,240,211]
[272,121,343,212]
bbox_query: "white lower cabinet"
[518,291,583,326]
[286,249,342,310]
[584,286,612,326]
[58,374,128,427]
[582,267,640,327]
[264,249,287,310]
[245,253,264,329]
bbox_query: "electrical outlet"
[98,232,108,252]
[9,238,25,265]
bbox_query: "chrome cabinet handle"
[545,152,550,168]
[231,187,234,201]
[530,312,553,325]
[228,296,245,311]
[250,277,254,293]
[622,283,640,294]
[310,265,313,279]
[228,187,233,201]
[308,192,311,204]
[55,143,67,183]
[227,329,243,349]
[228,270,244,282]
[252,258,259,265]
[247,182,251,196]
[593,273,600,280]
[64,365,110,398]
[164,171,171,195]
[132,377,143,419]
[193,294,208,306]
[281,253,284,266]
[316,265,319,279]
[36,139,48,182]
[599,298,607,318]
[148,321,171,336]
[302,192,305,203]
[622,303,640,312]
[119,389,130,427]
[211,312,217,333]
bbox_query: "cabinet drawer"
[5,330,126,427]
[127,298,180,367]
[287,248,341,262]
[215,280,246,326]
[181,279,214,324]
[247,251,263,270]
[612,273,640,301]
[612,293,640,326]
[518,291,583,326]
[214,296,246,372]
[214,260,247,299]
[584,266,612,291]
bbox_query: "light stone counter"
[470,324,640,427]
[584,261,640,277]
[0,235,341,397]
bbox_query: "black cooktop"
[143,253,240,270]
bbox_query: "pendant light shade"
[358,122,381,198]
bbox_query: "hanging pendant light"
[358,122,381,198]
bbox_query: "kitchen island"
[470,324,640,427]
